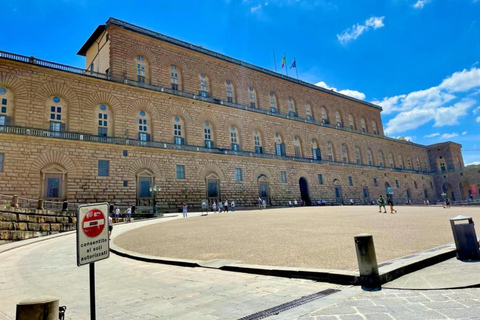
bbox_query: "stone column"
[354,233,381,290]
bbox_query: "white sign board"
[77,203,110,266]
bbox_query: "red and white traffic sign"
[77,203,110,266]
[82,208,105,238]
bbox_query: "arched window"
[254,130,263,154]
[311,139,321,160]
[47,96,67,132]
[204,121,214,148]
[173,116,185,145]
[199,73,210,97]
[96,104,112,137]
[137,110,151,142]
[336,111,343,127]
[398,155,404,169]
[274,133,285,156]
[0,87,14,126]
[367,149,373,166]
[355,146,361,164]
[416,158,420,171]
[170,65,181,90]
[226,80,235,103]
[327,141,334,161]
[372,121,378,135]
[269,92,277,113]
[136,55,147,83]
[361,118,367,133]
[249,87,257,108]
[341,144,348,163]
[321,107,329,124]
[288,97,296,116]
[348,115,354,130]
[378,150,384,167]
[230,126,240,151]
[389,153,394,168]
[293,136,302,157]
[305,102,312,120]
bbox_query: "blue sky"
[3,0,480,164]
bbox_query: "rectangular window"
[348,176,353,186]
[171,83,179,91]
[98,127,108,137]
[123,150,128,157]
[281,171,287,183]
[1,106,6,113]
[0,153,3,172]
[0,116,5,125]
[176,165,185,179]
[318,174,323,185]
[138,75,145,83]
[373,177,378,187]
[235,168,243,182]
[1,99,6,105]
[50,122,61,132]
[123,180,128,187]
[227,97,233,103]
[98,160,109,177]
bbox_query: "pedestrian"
[108,214,113,237]
[377,195,387,213]
[182,202,188,218]
[387,198,397,214]
[258,197,263,210]
[212,201,217,212]
[299,199,303,206]
[294,199,298,206]
[224,200,229,213]
[426,199,430,206]
[231,200,235,212]
[288,200,292,207]
[262,199,266,209]
[114,207,120,223]
[445,197,451,208]
[349,198,354,205]
[125,206,132,222]
[218,200,223,212]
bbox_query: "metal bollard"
[354,234,381,291]
[11,195,19,208]
[37,199,44,210]
[16,296,59,320]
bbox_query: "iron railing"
[0,50,428,149]
[0,125,434,175]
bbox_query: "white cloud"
[377,68,480,134]
[413,0,432,9]
[337,16,385,44]
[251,4,262,12]
[315,81,366,100]
[473,106,480,114]
[440,132,458,139]
[424,133,440,138]
[477,116,480,123]
[462,131,468,135]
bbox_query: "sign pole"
[90,262,96,320]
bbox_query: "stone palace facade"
[0,18,474,209]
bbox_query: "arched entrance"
[442,183,455,201]
[333,179,342,204]
[258,174,270,205]
[299,177,310,205]
[206,172,221,203]
[406,189,411,202]
[362,185,370,204]
[136,169,154,206]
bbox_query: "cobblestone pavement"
[297,287,480,320]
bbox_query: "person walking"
[218,200,223,213]
[377,195,387,213]
[224,200,229,213]
[212,201,217,212]
[262,199,266,209]
[125,206,132,222]
[182,202,188,218]
[231,200,235,212]
[114,207,120,223]
[387,198,397,214]
[294,199,298,206]
[288,200,292,207]
[258,197,263,210]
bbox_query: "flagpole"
[295,57,299,80]
[273,49,277,72]
[284,53,288,77]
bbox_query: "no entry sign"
[77,203,110,266]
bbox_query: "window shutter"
[4,116,13,126]
[316,148,321,160]
[280,143,286,156]
[59,123,66,132]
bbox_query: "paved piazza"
[114,205,480,270]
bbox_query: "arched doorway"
[258,174,270,205]
[333,179,342,204]
[406,189,411,203]
[362,185,370,204]
[299,177,310,205]
[442,183,455,201]
[136,169,154,206]
[206,172,221,203]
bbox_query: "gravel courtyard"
[114,205,480,270]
